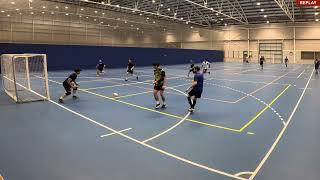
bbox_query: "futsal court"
[1,0,320,180]
[1,62,319,180]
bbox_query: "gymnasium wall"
[0,16,224,51]
[0,43,224,70]
[222,23,320,64]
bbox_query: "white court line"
[206,77,290,86]
[84,76,182,91]
[142,86,191,143]
[233,70,293,103]
[234,171,253,177]
[100,128,132,138]
[48,99,245,180]
[249,69,315,180]
[143,112,191,143]
[297,69,306,79]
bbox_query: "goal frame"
[1,54,50,103]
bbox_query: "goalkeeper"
[59,68,81,103]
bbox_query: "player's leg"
[153,89,161,108]
[188,69,192,77]
[72,86,78,98]
[133,71,138,80]
[125,72,129,81]
[187,96,196,112]
[187,90,195,111]
[59,84,71,103]
[160,89,166,108]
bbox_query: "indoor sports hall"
[0,1,319,180]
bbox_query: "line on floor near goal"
[48,98,246,180]
[100,128,132,138]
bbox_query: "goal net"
[1,54,50,103]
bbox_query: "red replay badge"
[296,0,320,6]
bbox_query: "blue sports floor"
[0,62,319,180]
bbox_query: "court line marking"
[143,112,191,143]
[135,67,300,105]
[142,86,192,143]
[113,83,191,99]
[206,77,290,86]
[248,69,314,180]
[48,98,246,180]
[42,76,286,133]
[234,171,253,177]
[114,91,154,99]
[39,74,290,133]
[83,76,182,91]
[233,71,292,104]
[239,85,291,132]
[297,69,306,79]
[41,76,240,132]
[100,128,132,138]
[81,89,241,132]
[103,78,237,103]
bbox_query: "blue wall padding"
[0,43,224,70]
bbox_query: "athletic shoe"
[136,76,139,80]
[58,98,64,103]
[125,79,128,81]
[161,104,166,108]
[72,95,78,99]
[155,103,161,109]
[188,108,194,112]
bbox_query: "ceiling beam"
[274,0,295,22]
[182,0,248,24]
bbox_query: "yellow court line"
[115,91,154,99]
[233,71,292,103]
[81,89,241,132]
[44,76,289,133]
[239,85,291,132]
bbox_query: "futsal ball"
[113,93,119,97]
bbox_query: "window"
[301,51,320,60]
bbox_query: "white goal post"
[1,54,50,103]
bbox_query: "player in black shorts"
[59,68,81,103]
[187,60,195,77]
[125,58,138,81]
[186,66,203,112]
[315,59,320,74]
[259,56,265,70]
[96,60,106,76]
[153,63,166,109]
[284,56,289,68]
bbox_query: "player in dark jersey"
[259,56,265,70]
[96,60,106,76]
[187,60,195,77]
[284,56,289,68]
[186,66,203,112]
[59,68,81,103]
[153,63,166,109]
[125,58,138,81]
[315,59,320,74]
